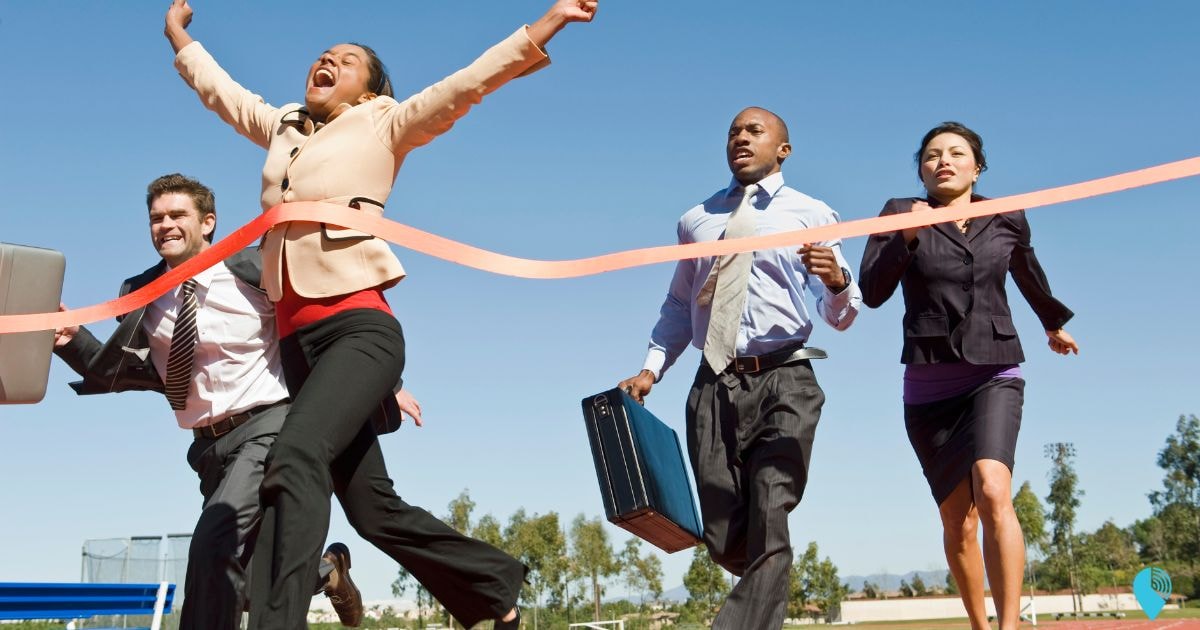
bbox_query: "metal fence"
[80,534,191,629]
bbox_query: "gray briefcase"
[0,243,66,404]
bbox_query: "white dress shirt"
[643,172,862,379]
[143,262,288,429]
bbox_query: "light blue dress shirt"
[642,172,862,379]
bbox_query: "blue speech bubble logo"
[1133,567,1172,620]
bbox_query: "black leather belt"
[193,401,286,439]
[731,344,828,374]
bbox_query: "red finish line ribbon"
[3,155,1199,334]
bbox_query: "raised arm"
[164,0,195,54]
[166,0,280,149]
[379,0,597,155]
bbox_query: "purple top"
[903,362,1022,405]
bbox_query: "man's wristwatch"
[829,267,852,294]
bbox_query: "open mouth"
[158,234,182,248]
[731,149,753,164]
[312,68,335,89]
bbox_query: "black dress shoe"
[494,606,521,629]
[322,542,363,627]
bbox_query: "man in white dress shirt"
[53,174,395,628]
[619,108,862,629]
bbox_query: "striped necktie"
[164,279,198,411]
[701,183,760,374]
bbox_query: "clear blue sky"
[2,1,1198,602]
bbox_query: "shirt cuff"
[641,349,667,382]
[823,280,854,312]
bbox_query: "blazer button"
[289,147,299,157]
[281,178,290,191]
[963,255,973,265]
[961,281,972,291]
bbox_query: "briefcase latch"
[592,395,611,418]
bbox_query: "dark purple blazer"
[858,196,1073,365]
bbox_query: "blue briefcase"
[581,388,703,553]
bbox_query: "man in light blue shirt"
[620,107,861,629]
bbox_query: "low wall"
[840,593,1152,623]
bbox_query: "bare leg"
[939,476,990,630]
[973,459,1024,630]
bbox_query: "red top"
[275,266,392,339]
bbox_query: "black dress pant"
[686,360,824,630]
[249,309,525,630]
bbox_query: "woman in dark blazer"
[859,122,1078,630]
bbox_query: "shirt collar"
[164,256,218,292]
[725,171,786,203]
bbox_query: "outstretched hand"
[164,0,195,53]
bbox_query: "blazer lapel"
[919,197,970,252]
[932,221,970,251]
[966,214,997,243]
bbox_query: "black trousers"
[686,360,824,630]
[249,309,525,630]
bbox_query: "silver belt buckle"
[733,356,760,373]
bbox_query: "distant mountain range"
[842,569,949,593]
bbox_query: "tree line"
[383,414,1199,627]
[388,490,848,628]
[1011,414,1200,609]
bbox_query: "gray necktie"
[164,279,198,411]
[701,183,760,374]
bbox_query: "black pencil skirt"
[903,377,1025,505]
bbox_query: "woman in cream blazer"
[164,1,598,628]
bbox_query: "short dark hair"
[146,173,217,243]
[915,121,987,181]
[349,42,393,98]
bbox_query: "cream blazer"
[175,29,549,300]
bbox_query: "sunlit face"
[304,44,376,123]
[918,133,981,202]
[726,108,791,186]
[149,192,213,267]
